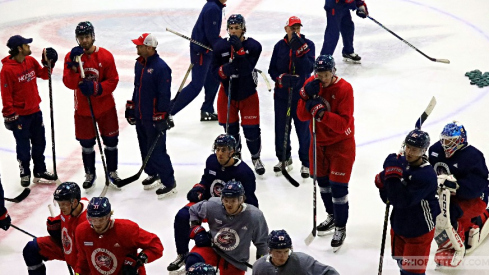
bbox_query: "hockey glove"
[303,79,321,99]
[190,226,212,247]
[42,47,58,67]
[290,32,310,58]
[437,174,459,193]
[122,252,148,275]
[153,112,174,132]
[47,216,62,243]
[229,35,243,51]
[187,184,206,203]
[356,2,368,19]
[218,63,238,79]
[79,79,102,97]
[0,210,11,231]
[125,100,136,125]
[4,113,19,131]
[305,97,326,121]
[383,153,406,180]
[67,46,84,69]
[277,74,300,89]
[374,171,385,189]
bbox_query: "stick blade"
[304,231,316,246]
[414,96,436,129]
[282,168,300,187]
[436,59,450,64]
[5,188,31,203]
[117,173,141,188]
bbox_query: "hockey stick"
[212,245,253,269]
[117,63,194,188]
[45,56,62,185]
[368,16,450,64]
[4,188,31,203]
[281,62,300,187]
[225,76,233,134]
[11,224,36,238]
[304,119,317,245]
[165,28,272,91]
[378,96,437,275]
[76,55,110,197]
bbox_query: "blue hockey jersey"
[190,0,225,54]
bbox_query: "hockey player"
[374,130,440,275]
[22,182,88,274]
[297,55,355,250]
[321,0,368,63]
[185,180,268,275]
[212,14,265,175]
[187,262,217,275]
[63,21,120,191]
[126,33,176,198]
[253,229,339,274]
[0,174,12,231]
[268,16,315,177]
[167,134,259,272]
[74,197,163,275]
[428,121,489,266]
[170,0,225,121]
[1,35,58,187]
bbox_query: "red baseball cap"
[286,16,303,27]
[132,33,158,47]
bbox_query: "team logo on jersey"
[62,227,73,254]
[433,162,450,176]
[211,179,225,197]
[147,68,154,74]
[91,248,117,275]
[215,227,240,251]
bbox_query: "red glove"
[47,216,61,242]
[374,172,385,189]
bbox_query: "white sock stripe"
[105,146,117,151]
[332,195,348,204]
[82,146,95,153]
[320,187,332,193]
[27,263,45,270]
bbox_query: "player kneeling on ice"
[167,134,259,272]
[74,197,163,275]
[252,229,339,274]
[22,182,87,274]
[185,180,269,275]
[374,130,440,275]
[428,121,489,267]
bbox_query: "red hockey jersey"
[58,198,89,267]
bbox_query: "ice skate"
[300,165,310,178]
[342,53,361,64]
[167,253,187,272]
[33,171,57,184]
[200,111,218,121]
[252,158,265,175]
[108,171,122,190]
[331,226,346,252]
[273,158,292,175]
[83,173,96,192]
[317,215,335,236]
[156,182,177,199]
[142,174,160,190]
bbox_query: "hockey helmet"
[213,134,237,152]
[227,14,246,32]
[405,129,430,150]
[87,197,111,218]
[268,229,292,250]
[221,180,245,198]
[187,262,216,275]
[314,55,335,74]
[75,21,95,37]
[53,182,81,202]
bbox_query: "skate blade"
[274,166,293,176]
[333,245,343,253]
[143,181,161,190]
[343,58,361,64]
[33,178,56,185]
[157,188,178,200]
[109,182,122,191]
[169,267,186,275]
[83,183,96,193]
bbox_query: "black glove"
[277,74,300,89]
[42,47,58,67]
[356,3,368,19]
[78,79,102,97]
[305,97,326,121]
[122,252,148,275]
[125,100,136,125]
[187,184,206,202]
[304,79,321,99]
[153,112,174,132]
[219,63,238,79]
[0,210,11,231]
[383,153,406,180]
[190,226,212,247]
[4,113,19,131]
[229,35,243,50]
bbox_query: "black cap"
[7,35,33,50]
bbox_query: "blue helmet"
[227,14,246,32]
[53,182,81,202]
[221,180,245,198]
[314,55,335,73]
[440,121,467,158]
[187,263,216,275]
[405,129,430,150]
[214,134,237,152]
[87,197,111,218]
[75,21,94,36]
[268,229,292,250]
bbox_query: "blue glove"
[304,79,321,99]
[218,63,238,79]
[42,47,58,67]
[70,46,84,62]
[289,32,310,57]
[305,97,326,121]
[153,112,174,132]
[78,79,102,97]
[356,2,368,19]
[187,184,206,202]
[125,100,136,125]
[190,226,212,247]
[383,153,406,180]
[4,113,19,131]
[277,74,300,89]
[0,210,11,231]
[229,35,243,51]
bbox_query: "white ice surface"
[1,0,489,274]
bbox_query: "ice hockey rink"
[1,0,489,273]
